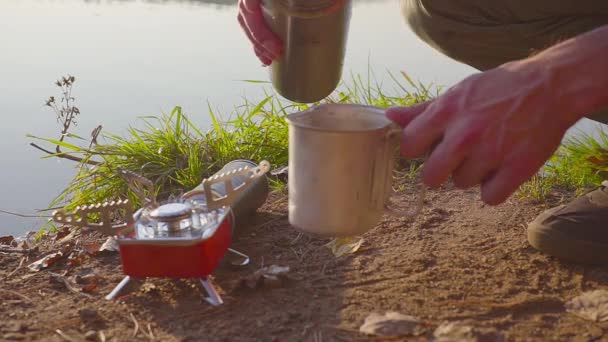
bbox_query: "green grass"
[29,69,438,233]
[517,125,608,201]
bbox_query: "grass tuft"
[29,69,437,232]
[518,124,608,201]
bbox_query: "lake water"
[0,0,604,236]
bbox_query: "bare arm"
[528,24,608,125]
[386,24,608,205]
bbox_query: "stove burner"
[149,203,193,232]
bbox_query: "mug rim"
[286,103,393,133]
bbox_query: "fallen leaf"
[141,282,158,293]
[16,240,31,250]
[70,268,101,285]
[68,252,86,267]
[360,312,425,337]
[54,226,72,241]
[57,228,78,244]
[27,251,64,272]
[325,236,364,257]
[99,236,119,253]
[565,290,608,322]
[83,241,101,255]
[238,265,291,290]
[432,321,504,342]
[80,283,98,294]
[0,235,14,245]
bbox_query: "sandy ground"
[1,182,607,341]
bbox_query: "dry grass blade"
[5,256,26,279]
[55,329,77,342]
[49,272,92,298]
[146,323,155,340]
[130,313,140,338]
[0,288,34,303]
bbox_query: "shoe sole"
[527,224,608,265]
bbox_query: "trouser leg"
[400,0,608,124]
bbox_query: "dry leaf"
[99,237,119,252]
[27,251,64,272]
[70,268,101,285]
[359,312,424,337]
[432,321,504,342]
[83,241,101,255]
[325,236,364,257]
[68,251,87,267]
[57,228,78,244]
[239,265,291,290]
[0,235,14,245]
[565,290,608,322]
[141,282,158,293]
[54,226,72,241]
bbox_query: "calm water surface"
[0,0,603,235]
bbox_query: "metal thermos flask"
[261,0,352,103]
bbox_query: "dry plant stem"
[55,329,77,342]
[29,142,100,166]
[49,272,92,298]
[34,75,101,166]
[5,256,26,279]
[130,313,140,338]
[0,209,52,218]
[146,324,155,340]
[0,288,34,303]
[0,246,34,254]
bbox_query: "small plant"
[28,69,437,235]
[518,125,608,201]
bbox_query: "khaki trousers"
[401,0,608,124]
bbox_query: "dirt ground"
[1,182,607,341]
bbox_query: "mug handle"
[383,126,426,218]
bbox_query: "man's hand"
[386,61,577,205]
[386,25,608,206]
[237,0,283,65]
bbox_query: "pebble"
[85,330,98,341]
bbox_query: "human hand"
[237,0,283,65]
[386,61,579,205]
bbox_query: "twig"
[289,232,303,246]
[55,329,77,342]
[99,331,106,342]
[0,288,33,303]
[0,209,52,218]
[0,246,34,254]
[5,256,25,279]
[145,324,155,340]
[49,272,92,298]
[130,313,140,338]
[29,142,100,166]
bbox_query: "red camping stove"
[52,160,270,306]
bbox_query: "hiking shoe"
[527,181,608,265]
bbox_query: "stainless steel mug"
[286,104,426,237]
[261,0,352,103]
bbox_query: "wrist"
[527,25,608,126]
